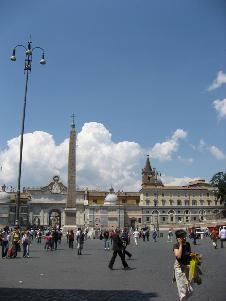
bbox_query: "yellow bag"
[189,252,202,284]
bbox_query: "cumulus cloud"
[0,131,68,187]
[208,145,226,160]
[1,123,210,191]
[213,98,226,119]
[162,175,200,186]
[208,70,226,91]
[0,123,144,191]
[76,122,144,191]
[149,129,187,162]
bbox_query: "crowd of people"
[0,224,226,300]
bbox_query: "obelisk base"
[63,208,77,233]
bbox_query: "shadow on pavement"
[0,288,158,301]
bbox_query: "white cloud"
[208,145,226,160]
[149,129,187,162]
[0,123,144,191]
[76,122,144,191]
[0,131,68,187]
[208,70,226,91]
[162,175,200,186]
[213,98,226,119]
[0,123,203,192]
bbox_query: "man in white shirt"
[219,226,226,248]
[133,229,140,246]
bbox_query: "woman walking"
[22,231,30,258]
[173,229,193,301]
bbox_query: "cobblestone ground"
[0,234,225,301]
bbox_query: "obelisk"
[64,115,77,230]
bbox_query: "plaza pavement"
[0,233,225,301]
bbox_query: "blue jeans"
[104,239,110,249]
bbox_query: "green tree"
[210,172,226,216]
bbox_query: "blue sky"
[0,1,226,190]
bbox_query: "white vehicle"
[195,228,205,239]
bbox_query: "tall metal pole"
[15,69,29,225]
[10,39,46,227]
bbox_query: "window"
[162,193,164,197]
[122,199,126,204]
[20,206,28,213]
[146,210,150,214]
[10,206,15,212]
[162,217,166,221]
[185,200,190,206]
[208,200,211,206]
[177,200,182,206]
[215,201,218,206]
[146,217,150,222]
[138,218,141,223]
[194,217,196,221]
[136,199,140,205]
[170,200,174,206]
[178,211,180,213]
[93,200,97,204]
[170,216,174,222]
[162,200,166,206]
[207,193,209,197]
[146,200,150,206]
[200,200,204,206]
[178,217,181,221]
[192,200,197,206]
[145,192,149,197]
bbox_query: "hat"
[175,229,187,238]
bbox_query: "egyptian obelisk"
[64,115,77,230]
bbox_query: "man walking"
[219,226,226,248]
[108,229,130,270]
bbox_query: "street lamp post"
[10,38,46,226]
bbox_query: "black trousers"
[109,250,128,268]
[123,248,132,258]
[221,238,226,248]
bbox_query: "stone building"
[139,155,223,229]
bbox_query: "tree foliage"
[210,171,226,204]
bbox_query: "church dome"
[104,187,118,205]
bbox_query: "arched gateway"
[49,209,61,228]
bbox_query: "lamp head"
[10,49,16,61]
[26,41,32,56]
[40,53,46,65]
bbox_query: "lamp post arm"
[14,44,27,51]
[32,46,45,52]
